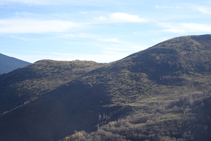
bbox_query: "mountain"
[0,34,211,141]
[0,53,31,74]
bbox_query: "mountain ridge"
[0,34,211,141]
[0,53,31,74]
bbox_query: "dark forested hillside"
[0,34,211,141]
[0,53,30,74]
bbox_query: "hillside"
[0,34,211,141]
[59,34,211,141]
[0,60,104,114]
[0,53,30,74]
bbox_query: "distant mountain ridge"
[0,34,211,141]
[0,53,31,74]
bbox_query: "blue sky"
[0,0,211,63]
